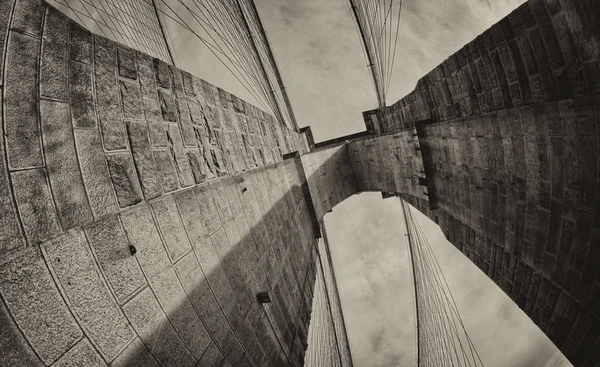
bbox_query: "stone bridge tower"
[0,0,598,366]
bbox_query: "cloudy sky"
[325,193,571,367]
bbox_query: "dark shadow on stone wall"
[0,149,358,367]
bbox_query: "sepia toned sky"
[325,193,572,367]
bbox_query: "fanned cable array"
[47,0,298,130]
[400,199,485,367]
[348,0,403,108]
[47,0,176,64]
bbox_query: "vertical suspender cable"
[151,0,177,65]
[348,0,385,108]
[235,0,285,125]
[401,199,420,366]
[247,0,299,131]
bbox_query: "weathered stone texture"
[95,36,128,150]
[122,287,196,367]
[12,0,45,36]
[4,31,42,169]
[69,22,92,64]
[149,267,212,359]
[41,6,68,101]
[84,215,147,304]
[158,89,178,122]
[0,247,82,364]
[111,338,161,367]
[120,78,143,119]
[0,103,24,253]
[0,298,43,367]
[118,45,137,79]
[153,149,179,192]
[74,129,120,218]
[106,153,143,208]
[11,169,61,244]
[127,121,162,200]
[120,205,171,279]
[151,196,193,263]
[52,339,106,367]
[0,2,353,366]
[43,230,134,360]
[41,100,93,230]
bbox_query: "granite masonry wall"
[0,1,321,366]
[364,0,600,135]
[359,0,600,365]
[3,0,598,366]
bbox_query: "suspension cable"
[400,198,485,367]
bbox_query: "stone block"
[176,93,197,147]
[122,287,196,367]
[575,99,596,136]
[583,60,600,94]
[11,168,61,244]
[0,103,24,252]
[70,61,96,128]
[153,148,179,192]
[0,297,43,367]
[85,215,147,304]
[549,136,564,199]
[202,79,216,105]
[167,124,195,187]
[578,136,597,208]
[119,79,143,119]
[40,6,68,101]
[197,342,226,367]
[551,13,585,96]
[153,58,172,89]
[137,53,167,147]
[118,45,137,79]
[215,328,245,365]
[94,36,127,150]
[0,247,81,365]
[174,189,210,243]
[73,129,119,218]
[498,43,518,84]
[223,176,244,218]
[210,179,234,221]
[42,229,134,360]
[174,251,231,341]
[127,121,162,200]
[120,205,171,279]
[530,0,565,69]
[52,339,106,367]
[106,153,143,208]
[182,70,194,95]
[4,31,42,169]
[158,89,177,121]
[149,267,212,359]
[41,100,93,230]
[12,0,45,36]
[111,338,161,367]
[170,64,184,92]
[151,196,193,263]
[69,22,92,64]
[187,148,208,184]
[210,227,247,296]
[0,0,14,81]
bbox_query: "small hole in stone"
[129,245,137,256]
[241,187,248,194]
